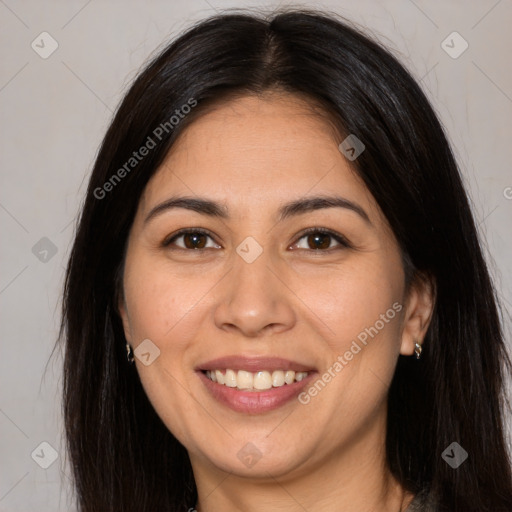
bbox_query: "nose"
[213,247,296,338]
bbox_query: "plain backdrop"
[1,0,511,510]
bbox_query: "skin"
[119,92,434,512]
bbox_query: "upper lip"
[197,356,316,373]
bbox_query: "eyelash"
[162,227,352,252]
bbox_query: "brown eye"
[306,233,331,250]
[183,232,207,249]
[292,228,350,251]
[163,230,221,250]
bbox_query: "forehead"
[138,93,380,223]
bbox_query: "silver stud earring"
[126,343,134,364]
[414,342,422,360]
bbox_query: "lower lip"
[197,371,316,413]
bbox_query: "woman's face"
[120,93,428,480]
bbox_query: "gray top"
[404,489,437,511]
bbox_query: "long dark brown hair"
[60,9,512,511]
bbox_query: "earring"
[126,343,134,364]
[414,342,422,360]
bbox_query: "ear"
[399,273,436,356]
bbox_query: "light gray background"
[1,0,511,510]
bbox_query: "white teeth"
[284,370,295,384]
[253,371,272,390]
[204,368,309,390]
[237,370,253,390]
[215,369,225,385]
[225,369,237,387]
[272,370,285,387]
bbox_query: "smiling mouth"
[197,355,316,412]
[203,369,309,391]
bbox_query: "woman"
[60,9,512,511]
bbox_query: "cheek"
[123,255,212,342]
[122,257,214,445]
[295,262,404,441]
[290,252,405,426]
[291,256,404,353]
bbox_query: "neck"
[191,408,414,512]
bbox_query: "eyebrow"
[144,195,371,225]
